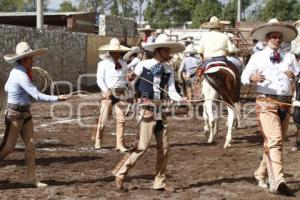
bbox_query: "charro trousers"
[113,109,169,189]
[255,109,290,191]
[95,99,126,149]
[0,110,36,183]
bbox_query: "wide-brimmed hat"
[142,34,185,54]
[201,16,222,29]
[293,19,300,28]
[138,25,156,32]
[98,38,130,53]
[123,46,140,61]
[4,42,48,64]
[251,18,297,42]
[183,44,198,54]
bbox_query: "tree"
[144,0,174,28]
[258,0,300,21]
[118,0,136,18]
[137,0,148,27]
[59,0,78,12]
[0,0,25,11]
[25,0,50,11]
[78,0,111,14]
[110,0,119,15]
[191,0,222,28]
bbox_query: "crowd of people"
[1,16,300,197]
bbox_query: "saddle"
[196,59,241,107]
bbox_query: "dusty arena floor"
[0,93,300,200]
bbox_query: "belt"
[262,94,292,103]
[7,104,30,112]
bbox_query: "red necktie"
[272,50,281,63]
[115,61,122,70]
[27,69,33,80]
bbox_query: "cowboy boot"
[115,176,128,192]
[95,127,104,150]
[116,122,128,152]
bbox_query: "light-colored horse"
[201,64,240,148]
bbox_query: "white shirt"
[128,57,141,70]
[96,57,128,93]
[198,30,234,58]
[241,47,299,96]
[135,58,182,101]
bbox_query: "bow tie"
[151,63,164,76]
[270,50,281,63]
[115,61,122,70]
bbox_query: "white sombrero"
[123,46,140,61]
[138,25,156,32]
[183,44,198,54]
[251,18,297,42]
[142,34,185,54]
[98,38,130,53]
[4,42,48,64]
[293,19,300,28]
[201,16,222,29]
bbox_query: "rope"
[32,66,60,95]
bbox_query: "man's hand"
[58,94,71,101]
[127,72,137,82]
[249,71,265,83]
[179,97,188,103]
[284,70,295,79]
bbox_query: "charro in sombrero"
[123,46,140,61]
[142,34,185,54]
[4,42,48,64]
[251,18,297,42]
[201,16,222,29]
[138,24,156,32]
[98,38,130,53]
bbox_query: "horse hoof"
[208,139,213,144]
[223,143,231,148]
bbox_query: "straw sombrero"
[98,38,130,53]
[123,46,140,61]
[251,18,297,42]
[183,44,198,54]
[201,16,222,29]
[4,42,48,64]
[142,34,185,54]
[293,19,300,28]
[138,25,156,32]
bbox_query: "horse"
[199,58,242,148]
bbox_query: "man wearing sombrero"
[94,38,130,152]
[136,25,156,46]
[198,16,235,68]
[1,42,69,187]
[112,34,187,192]
[179,44,201,100]
[241,19,299,197]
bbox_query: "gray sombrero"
[4,42,48,64]
[251,18,297,42]
[98,38,130,53]
[142,34,185,54]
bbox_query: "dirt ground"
[0,93,300,200]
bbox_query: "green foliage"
[59,0,77,12]
[258,0,300,21]
[144,0,198,29]
[110,0,119,15]
[0,0,49,12]
[192,0,222,28]
[0,0,24,11]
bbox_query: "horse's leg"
[205,99,215,144]
[202,103,210,136]
[224,106,235,148]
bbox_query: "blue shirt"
[4,64,58,105]
[179,56,201,75]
